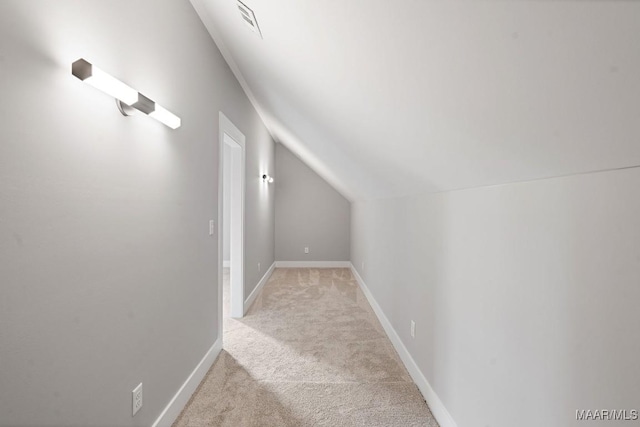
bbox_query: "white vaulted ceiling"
[191,0,640,201]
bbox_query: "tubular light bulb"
[149,104,181,129]
[72,59,138,105]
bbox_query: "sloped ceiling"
[191,0,640,201]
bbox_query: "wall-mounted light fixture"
[262,174,274,183]
[72,58,181,129]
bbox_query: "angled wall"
[351,167,640,427]
[0,1,274,425]
[275,143,350,263]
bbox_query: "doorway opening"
[218,112,245,335]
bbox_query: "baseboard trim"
[275,261,351,268]
[244,262,275,314]
[152,339,222,427]
[350,264,458,427]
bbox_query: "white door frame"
[218,112,246,336]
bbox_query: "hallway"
[174,268,438,426]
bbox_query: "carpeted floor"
[174,267,438,426]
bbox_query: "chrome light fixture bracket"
[116,93,155,117]
[116,99,136,116]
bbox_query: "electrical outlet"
[258,262,261,272]
[410,320,416,338]
[304,247,309,254]
[132,383,143,416]
[209,220,215,236]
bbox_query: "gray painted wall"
[243,123,276,298]
[0,1,274,426]
[275,144,350,261]
[351,167,640,427]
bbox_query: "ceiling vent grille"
[237,1,262,38]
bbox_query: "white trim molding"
[219,111,246,320]
[275,261,351,268]
[244,261,275,314]
[223,260,230,268]
[350,264,458,427]
[152,339,222,427]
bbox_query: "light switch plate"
[132,383,143,416]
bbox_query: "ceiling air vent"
[237,0,262,38]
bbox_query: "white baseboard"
[223,260,230,268]
[244,261,275,314]
[350,264,458,427]
[275,261,351,268]
[152,339,222,427]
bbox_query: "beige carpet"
[174,268,438,426]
